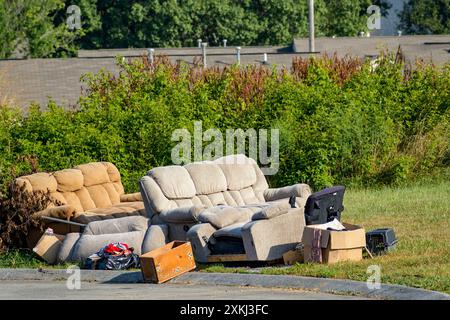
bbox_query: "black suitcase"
[304,185,345,225]
[366,228,397,255]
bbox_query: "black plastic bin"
[366,228,398,255]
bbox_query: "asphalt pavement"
[0,280,365,300]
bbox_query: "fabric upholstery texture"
[120,192,142,202]
[82,216,149,235]
[186,223,217,263]
[33,205,77,219]
[141,224,169,254]
[184,162,227,195]
[57,233,81,263]
[159,206,205,223]
[139,154,296,220]
[198,206,255,229]
[251,201,291,220]
[58,216,150,263]
[264,183,312,202]
[149,166,196,199]
[213,222,246,239]
[69,230,146,261]
[15,162,145,224]
[140,154,312,262]
[242,210,305,260]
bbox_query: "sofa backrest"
[139,154,269,217]
[14,162,125,213]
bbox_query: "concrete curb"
[0,268,448,300]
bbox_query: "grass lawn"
[1,178,449,293]
[201,179,450,294]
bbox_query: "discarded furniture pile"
[27,155,396,283]
[15,162,145,247]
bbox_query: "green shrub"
[0,53,448,194]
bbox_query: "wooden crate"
[140,241,196,283]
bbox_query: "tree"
[0,0,397,57]
[71,0,392,49]
[0,0,80,58]
[399,0,450,34]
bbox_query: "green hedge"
[0,53,449,194]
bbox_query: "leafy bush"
[0,53,448,195]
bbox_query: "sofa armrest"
[33,205,76,220]
[57,232,81,263]
[159,206,205,224]
[186,223,217,263]
[82,216,149,235]
[242,209,305,261]
[263,183,311,202]
[141,224,169,254]
[251,202,291,221]
[120,192,142,202]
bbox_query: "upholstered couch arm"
[159,206,205,224]
[33,205,76,220]
[251,202,291,221]
[141,224,169,254]
[186,223,217,263]
[242,209,305,261]
[263,183,311,202]
[120,192,142,202]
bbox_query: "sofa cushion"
[149,166,196,199]
[102,162,121,182]
[213,222,246,239]
[112,201,146,210]
[198,206,253,229]
[86,201,144,215]
[14,178,33,193]
[54,169,84,192]
[214,158,257,191]
[251,201,291,220]
[185,162,227,195]
[86,185,113,208]
[75,162,110,187]
[113,182,125,195]
[72,201,145,224]
[50,192,68,205]
[159,206,205,223]
[61,191,84,213]
[75,187,96,211]
[22,172,58,193]
[101,183,121,205]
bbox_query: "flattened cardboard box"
[302,223,366,264]
[140,241,196,283]
[33,233,66,264]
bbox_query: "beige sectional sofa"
[139,154,311,262]
[15,162,145,228]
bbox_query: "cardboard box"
[140,241,196,283]
[283,246,304,265]
[33,233,66,264]
[302,223,366,264]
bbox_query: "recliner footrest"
[209,222,246,255]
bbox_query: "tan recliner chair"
[139,154,311,262]
[14,162,145,246]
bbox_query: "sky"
[378,0,406,35]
